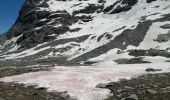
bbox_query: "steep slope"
[0,0,170,66]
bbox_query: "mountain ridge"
[0,0,170,66]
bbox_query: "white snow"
[104,0,118,9]
[0,35,23,53]
[39,0,99,14]
[125,21,170,50]
[8,45,21,52]
[1,43,50,60]
[0,63,170,100]
[138,21,170,50]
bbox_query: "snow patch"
[1,63,170,100]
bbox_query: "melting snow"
[1,63,170,100]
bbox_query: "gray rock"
[145,68,162,72]
[122,94,138,100]
[160,24,170,29]
[96,83,107,88]
[60,92,69,99]
[146,89,157,94]
[155,31,170,43]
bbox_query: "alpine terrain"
[0,0,170,100]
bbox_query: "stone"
[160,24,170,29]
[96,83,107,88]
[145,68,162,72]
[124,94,139,100]
[146,89,157,94]
[60,92,69,99]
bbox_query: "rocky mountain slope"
[0,0,170,66]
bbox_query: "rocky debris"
[145,68,162,72]
[105,73,170,100]
[129,49,170,58]
[0,66,50,78]
[0,82,74,100]
[74,15,93,22]
[114,57,151,64]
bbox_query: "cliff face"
[0,0,170,66]
[4,0,140,49]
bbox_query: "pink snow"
[0,63,170,100]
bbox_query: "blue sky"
[0,0,24,34]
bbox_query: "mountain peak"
[0,0,170,66]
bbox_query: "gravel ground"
[106,72,170,100]
[0,66,51,78]
[0,82,69,100]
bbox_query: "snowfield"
[1,63,170,100]
[0,0,170,60]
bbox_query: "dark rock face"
[146,0,156,3]
[2,0,140,50]
[103,0,138,14]
[3,0,105,50]
[4,0,73,49]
